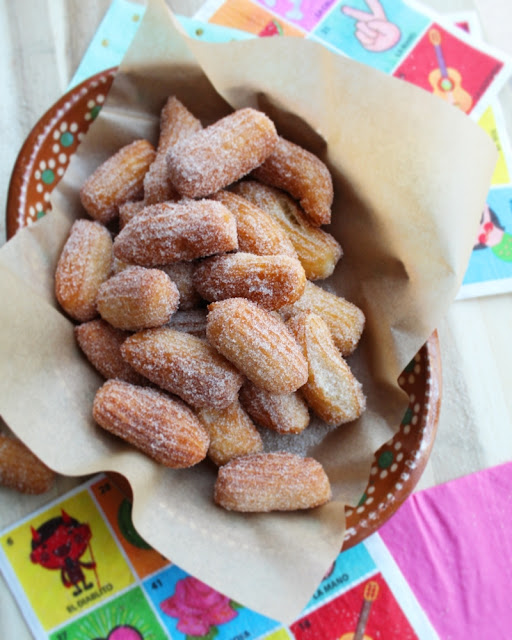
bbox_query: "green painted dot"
[41,169,55,184]
[378,450,394,469]
[402,406,413,425]
[60,131,74,147]
[90,105,102,120]
[195,27,204,36]
[441,78,453,91]
[36,210,46,220]
[358,492,367,506]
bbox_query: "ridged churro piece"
[167,108,278,198]
[239,381,310,434]
[206,298,307,394]
[96,266,179,331]
[144,97,202,205]
[75,319,145,384]
[113,200,238,267]
[0,434,55,494]
[287,313,366,426]
[159,262,202,310]
[197,400,263,466]
[212,191,296,258]
[214,452,331,512]
[80,139,156,224]
[166,308,208,340]
[280,281,365,356]
[121,328,244,409]
[119,200,145,229]
[251,136,333,226]
[194,253,306,310]
[55,219,112,322]
[233,181,342,280]
[93,380,209,468]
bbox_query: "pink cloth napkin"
[380,461,512,638]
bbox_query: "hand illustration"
[342,0,401,52]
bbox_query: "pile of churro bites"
[54,97,366,512]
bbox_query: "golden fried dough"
[159,262,202,310]
[118,200,145,229]
[0,434,55,494]
[251,136,333,226]
[214,452,332,512]
[75,319,145,384]
[121,328,244,409]
[96,266,179,331]
[233,181,342,280]
[167,108,278,198]
[93,380,209,468]
[206,298,308,394]
[287,312,366,426]
[55,219,112,322]
[239,381,310,434]
[280,281,365,356]
[197,399,263,466]
[193,253,306,310]
[212,190,297,258]
[80,139,155,224]
[113,200,238,267]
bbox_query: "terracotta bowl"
[6,68,441,550]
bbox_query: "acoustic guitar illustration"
[428,28,472,113]
[339,580,380,640]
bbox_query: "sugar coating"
[75,319,145,384]
[167,108,278,198]
[214,452,332,512]
[55,219,113,322]
[206,298,308,394]
[197,399,263,466]
[239,380,310,434]
[193,253,306,310]
[213,190,297,258]
[93,380,209,468]
[234,181,342,280]
[119,200,146,229]
[166,308,208,340]
[251,136,333,226]
[80,139,155,224]
[287,312,366,426]
[281,281,365,356]
[121,327,244,409]
[0,434,55,494]
[144,96,202,205]
[112,200,238,266]
[159,262,202,310]
[96,266,179,331]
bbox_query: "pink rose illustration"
[160,576,238,637]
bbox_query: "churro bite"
[80,139,156,224]
[214,452,332,512]
[55,219,113,322]
[212,190,297,258]
[281,281,365,356]
[121,327,244,409]
[251,136,333,226]
[167,108,278,198]
[197,399,263,467]
[96,266,179,331]
[144,96,202,205]
[93,380,209,468]
[239,381,310,435]
[193,253,306,310]
[113,200,238,267]
[0,434,55,494]
[75,319,145,384]
[118,200,145,229]
[233,180,342,280]
[287,312,366,426]
[206,298,308,394]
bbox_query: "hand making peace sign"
[342,0,401,52]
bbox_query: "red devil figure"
[30,510,97,596]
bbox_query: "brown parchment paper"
[0,0,497,622]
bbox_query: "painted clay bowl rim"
[5,68,441,551]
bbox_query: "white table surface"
[1,1,511,637]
